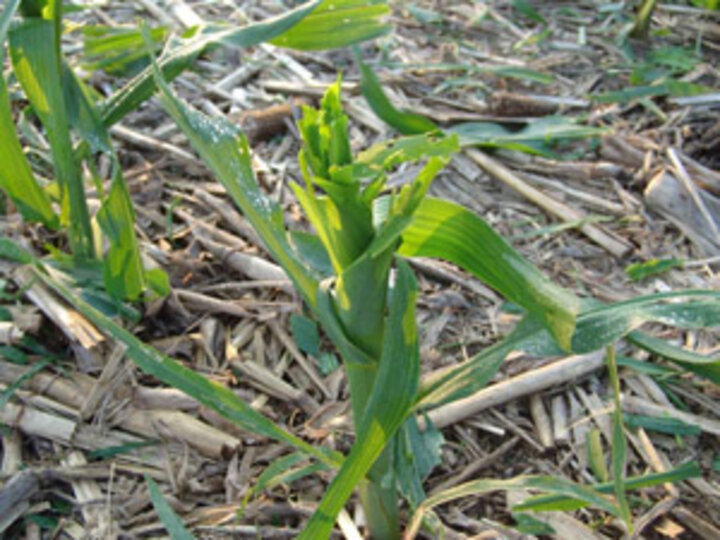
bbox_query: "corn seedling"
[4,2,719,539]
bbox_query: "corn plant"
[7,3,719,539]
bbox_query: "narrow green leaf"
[0,3,56,227]
[0,238,34,264]
[357,55,440,135]
[102,0,324,126]
[0,360,48,412]
[149,51,319,308]
[299,260,420,539]
[146,476,196,540]
[33,264,339,468]
[395,415,444,508]
[416,328,515,409]
[586,429,608,482]
[623,414,701,436]
[9,17,93,257]
[270,1,390,50]
[290,314,320,356]
[518,290,720,358]
[515,461,701,512]
[625,258,684,281]
[606,346,632,528]
[628,331,720,384]
[448,117,610,155]
[398,196,580,350]
[406,476,620,539]
[96,169,146,301]
[88,440,158,460]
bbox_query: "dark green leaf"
[146,476,196,540]
[628,331,720,384]
[290,314,320,356]
[623,414,701,436]
[358,55,439,135]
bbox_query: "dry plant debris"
[1,1,719,539]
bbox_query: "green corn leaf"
[395,415,444,508]
[62,61,157,302]
[368,157,449,258]
[270,1,390,51]
[514,461,701,512]
[625,258,684,281]
[606,346,632,529]
[241,452,328,515]
[146,476,196,540]
[9,16,94,257]
[0,0,21,41]
[406,475,620,539]
[149,50,319,308]
[96,169,146,301]
[32,263,339,468]
[586,429,608,482]
[314,280,374,367]
[398,196,580,350]
[627,331,720,384]
[358,55,440,135]
[101,0,324,126]
[419,290,720,410]
[290,314,320,356]
[623,414,701,436]
[60,61,113,153]
[83,24,168,76]
[519,290,720,358]
[0,68,57,228]
[447,117,610,156]
[357,132,459,171]
[299,260,420,539]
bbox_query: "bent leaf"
[358,55,439,135]
[514,461,701,512]
[406,476,619,539]
[628,331,720,384]
[519,290,720,357]
[398,196,580,349]
[34,264,339,468]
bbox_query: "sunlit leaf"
[270,0,390,50]
[398,196,580,349]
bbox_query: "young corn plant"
[142,67,717,538]
[9,5,718,539]
[26,65,719,539]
